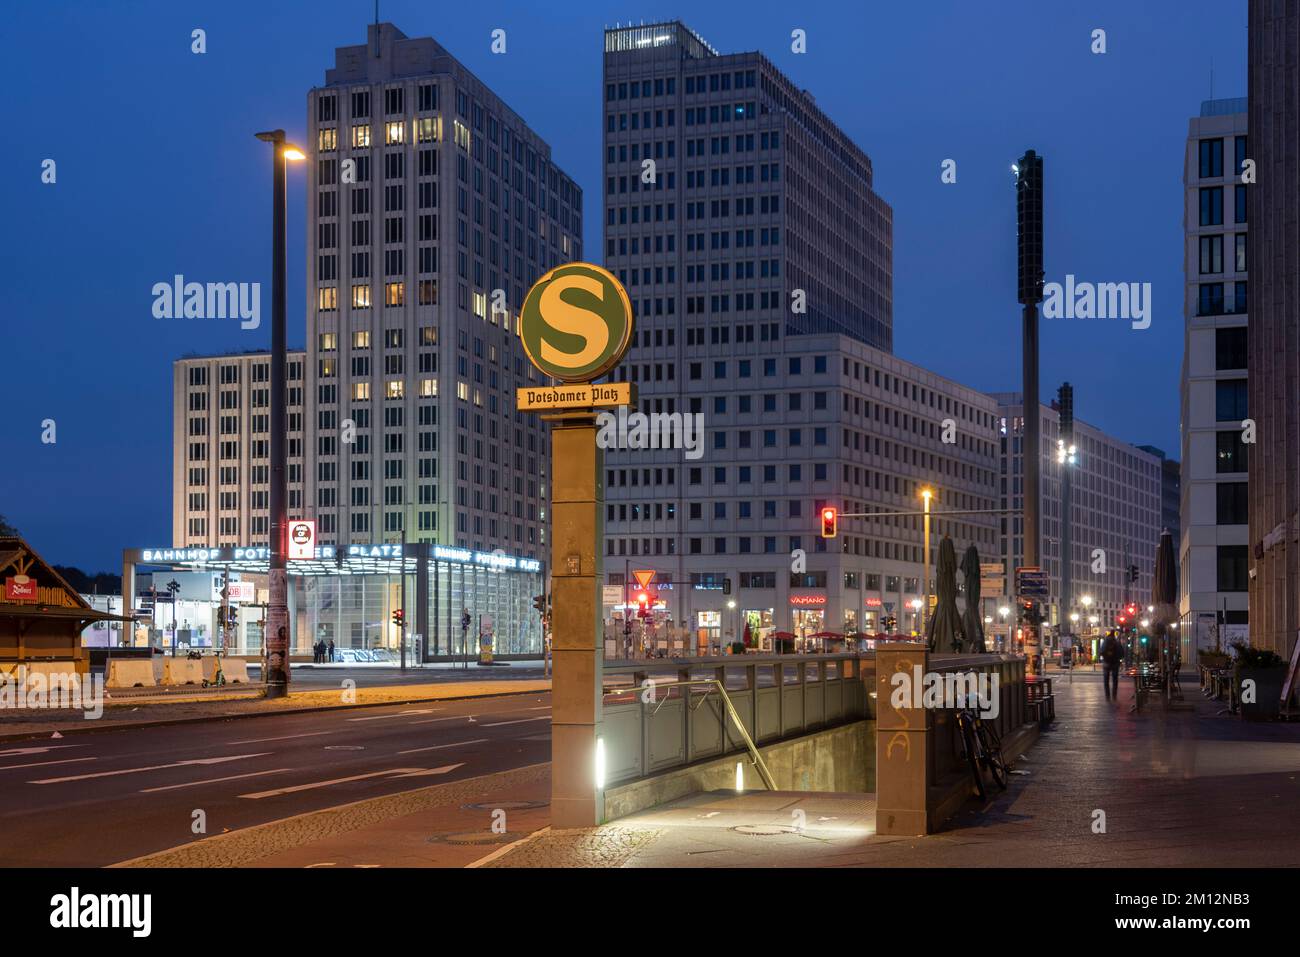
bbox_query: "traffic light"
[1128,564,1139,583]
[820,506,838,539]
[635,589,651,619]
[1126,603,1137,619]
[532,593,546,616]
[392,608,404,628]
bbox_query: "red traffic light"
[820,506,838,538]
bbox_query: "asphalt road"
[0,691,553,867]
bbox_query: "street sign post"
[517,262,635,828]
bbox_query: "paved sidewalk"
[487,670,1300,867]
[0,678,551,741]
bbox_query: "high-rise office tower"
[1247,4,1298,657]
[305,22,582,559]
[1178,97,1249,661]
[600,23,981,650]
[602,21,893,353]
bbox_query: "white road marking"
[396,738,488,755]
[345,709,440,723]
[0,745,90,757]
[408,715,476,725]
[524,706,552,711]
[227,730,336,745]
[0,757,96,772]
[481,716,552,728]
[238,766,446,799]
[139,768,295,793]
[30,753,272,785]
[388,764,464,779]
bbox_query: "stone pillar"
[875,641,931,836]
[548,414,604,827]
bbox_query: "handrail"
[603,652,864,673]
[603,678,777,790]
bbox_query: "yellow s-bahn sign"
[519,263,634,383]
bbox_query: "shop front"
[741,607,774,651]
[789,593,826,652]
[123,543,544,661]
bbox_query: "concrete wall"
[603,718,874,822]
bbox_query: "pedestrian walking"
[1100,630,1122,702]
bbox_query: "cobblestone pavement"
[113,763,550,868]
[0,679,552,739]
[482,825,664,868]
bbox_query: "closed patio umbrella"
[926,535,965,654]
[1151,528,1179,675]
[960,543,987,654]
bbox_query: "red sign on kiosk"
[5,575,36,601]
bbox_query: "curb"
[465,826,551,869]
[0,683,553,744]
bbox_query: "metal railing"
[599,653,870,788]
[922,654,1028,786]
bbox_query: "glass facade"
[125,545,543,660]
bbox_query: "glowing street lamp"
[253,128,306,699]
[920,488,934,629]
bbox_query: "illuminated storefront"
[121,543,544,660]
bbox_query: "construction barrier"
[106,659,158,689]
[200,657,251,684]
[221,658,250,683]
[161,658,204,686]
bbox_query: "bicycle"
[954,694,1008,800]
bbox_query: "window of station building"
[1217,545,1249,591]
[1199,234,1223,274]
[1216,482,1249,526]
[1215,326,1247,370]
[1199,186,1223,226]
[1215,430,1248,473]
[1198,138,1223,178]
[1215,379,1248,421]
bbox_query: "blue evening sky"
[0,0,1245,570]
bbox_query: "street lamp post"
[255,129,304,699]
[920,487,933,635]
